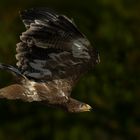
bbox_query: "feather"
[0,8,100,112]
[16,8,96,81]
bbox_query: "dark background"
[0,0,139,140]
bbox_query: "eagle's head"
[65,98,92,113]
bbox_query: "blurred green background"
[0,0,139,140]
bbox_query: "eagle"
[0,8,100,112]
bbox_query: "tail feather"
[0,84,26,100]
[0,63,26,79]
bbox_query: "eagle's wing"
[20,8,89,50]
[16,8,98,82]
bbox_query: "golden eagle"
[0,8,100,112]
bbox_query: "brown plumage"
[0,8,100,112]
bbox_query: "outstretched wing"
[16,8,97,82]
[20,8,90,53]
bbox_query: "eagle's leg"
[0,84,27,101]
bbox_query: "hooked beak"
[80,104,92,112]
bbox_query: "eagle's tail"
[0,84,26,100]
[0,63,25,79]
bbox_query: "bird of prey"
[0,8,100,112]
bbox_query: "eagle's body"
[0,8,100,112]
